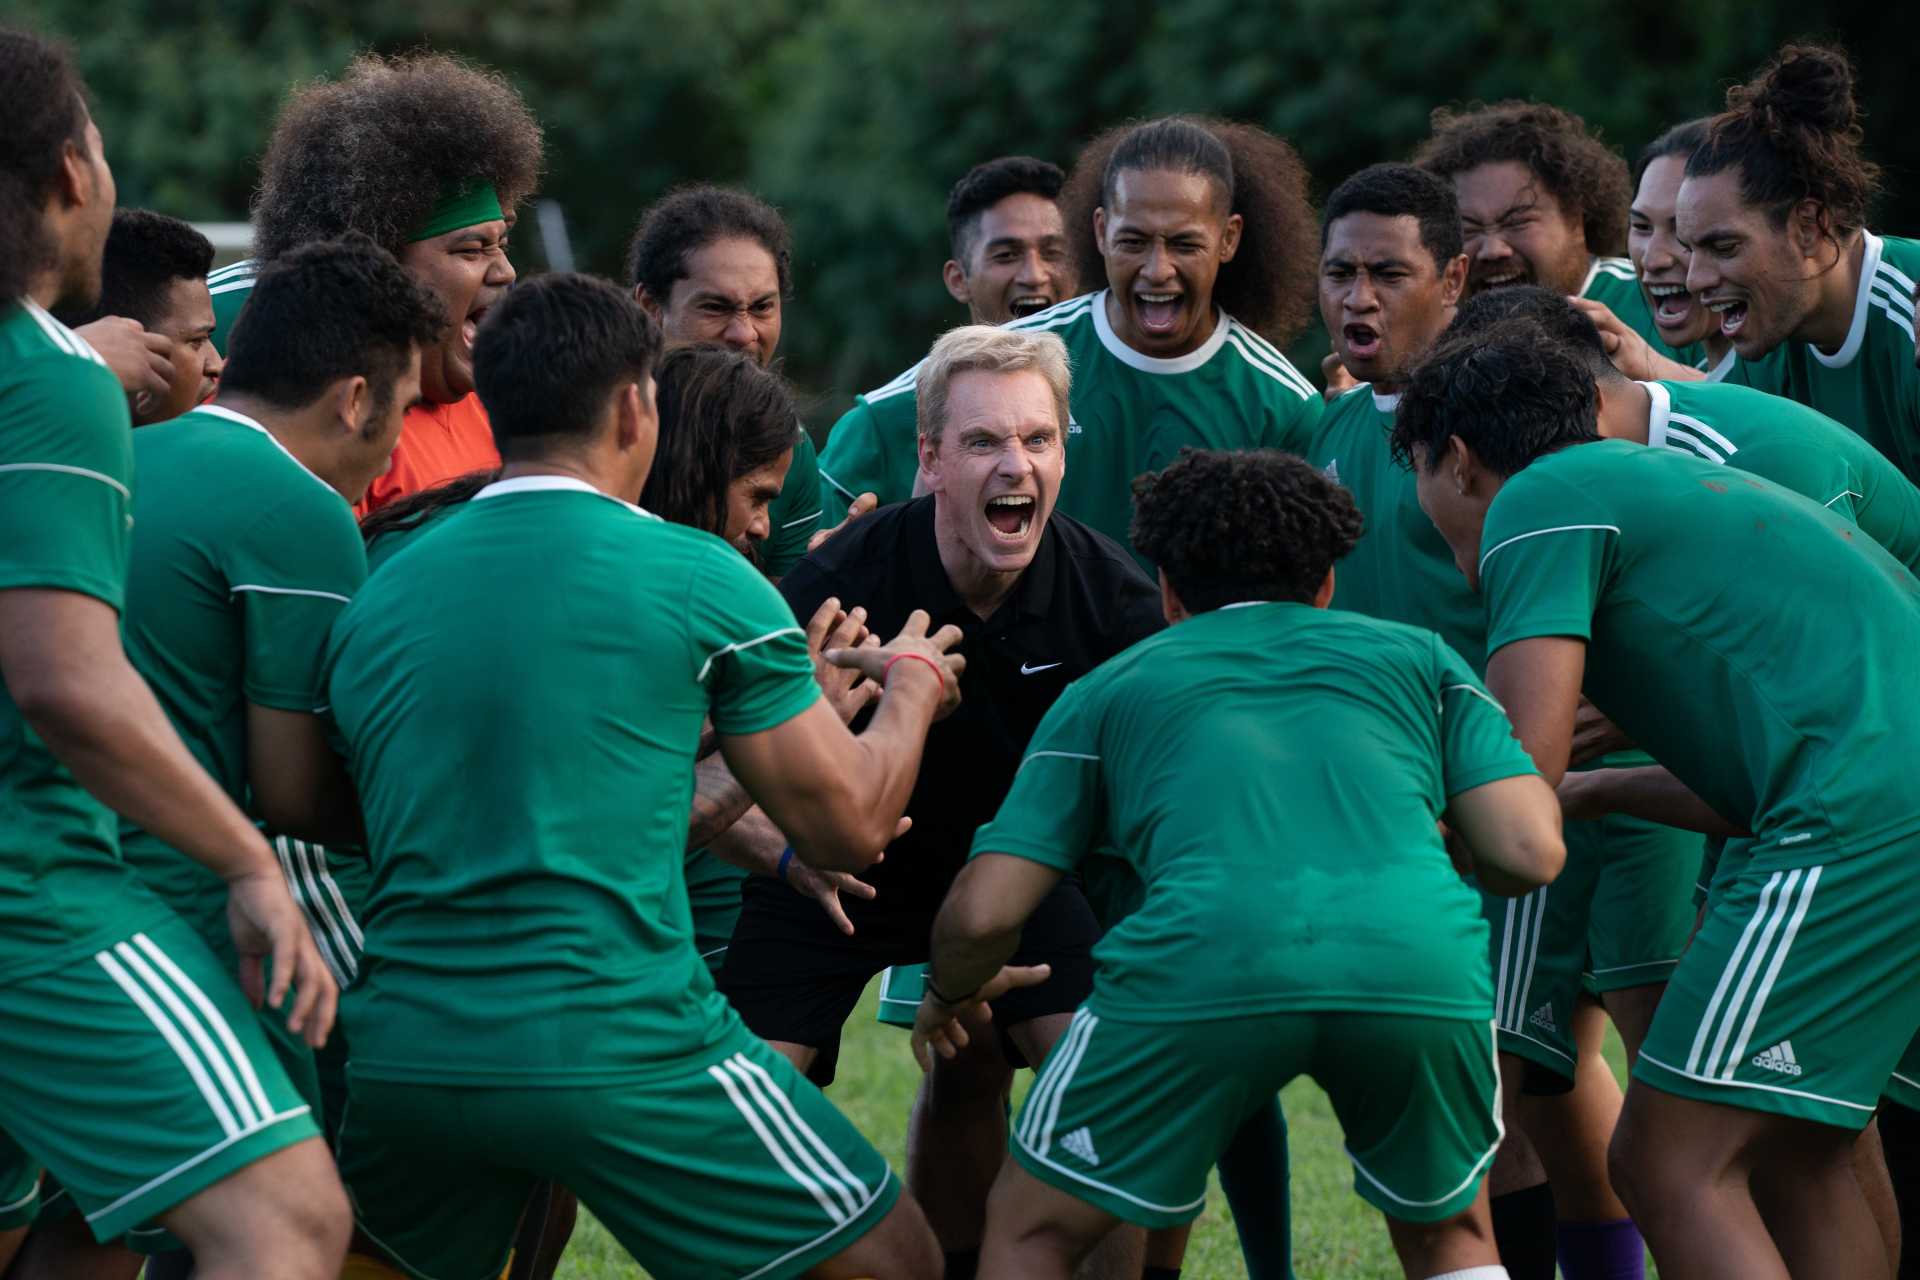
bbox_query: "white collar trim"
[1701,345,1738,383]
[1810,230,1882,369]
[194,403,338,496]
[1639,381,1674,448]
[474,474,655,518]
[1090,288,1231,374]
[1371,388,1401,413]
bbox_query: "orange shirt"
[355,392,500,517]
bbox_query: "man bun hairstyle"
[1132,449,1363,613]
[222,233,445,415]
[0,27,90,303]
[252,51,543,261]
[1687,43,1881,238]
[641,345,800,541]
[1414,100,1632,256]
[61,209,213,329]
[1445,283,1614,378]
[1323,163,1464,269]
[947,155,1066,263]
[1060,115,1317,347]
[1391,318,1601,478]
[473,273,662,461]
[625,185,793,301]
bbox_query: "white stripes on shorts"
[1684,866,1821,1081]
[273,837,363,986]
[1494,888,1547,1035]
[707,1052,872,1225]
[1017,1008,1098,1159]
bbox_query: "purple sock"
[1556,1218,1645,1280]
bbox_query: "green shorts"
[338,1030,898,1280]
[0,1131,40,1229]
[1011,1007,1499,1228]
[0,915,318,1243]
[1636,836,1920,1130]
[1489,812,1701,1079]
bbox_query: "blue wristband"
[777,847,795,881]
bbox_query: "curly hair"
[1131,448,1362,611]
[625,185,793,300]
[1688,43,1881,238]
[1414,101,1631,257]
[1446,284,1616,380]
[946,155,1066,262]
[1323,163,1463,269]
[0,28,90,303]
[252,51,544,261]
[222,233,446,417]
[61,209,212,329]
[640,345,800,539]
[1391,319,1601,477]
[1060,116,1317,347]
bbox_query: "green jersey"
[119,405,367,959]
[816,291,1323,560]
[1481,439,1920,856]
[206,258,257,356]
[1721,233,1920,481]
[0,300,173,984]
[762,430,821,578]
[1642,379,1920,574]
[972,602,1537,1022]
[1582,256,1702,367]
[1308,386,1488,668]
[325,476,821,1085]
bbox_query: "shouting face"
[1095,168,1242,358]
[1454,161,1591,297]
[401,217,515,404]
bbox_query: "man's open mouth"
[1008,294,1052,319]
[985,494,1035,540]
[1473,269,1526,290]
[1706,295,1749,337]
[461,303,490,353]
[1645,282,1697,329]
[1135,291,1183,335]
[1344,323,1383,361]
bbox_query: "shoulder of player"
[1862,249,1917,355]
[0,303,118,391]
[1217,317,1318,402]
[1586,256,1639,286]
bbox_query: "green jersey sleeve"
[686,541,818,736]
[761,430,823,579]
[817,388,919,511]
[1434,639,1538,797]
[232,493,368,712]
[1479,470,1618,657]
[0,359,133,607]
[1263,385,1324,454]
[969,680,1104,872]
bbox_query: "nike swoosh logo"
[1020,662,1063,675]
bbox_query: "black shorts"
[718,873,1099,1086]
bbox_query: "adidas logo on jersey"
[1067,414,1083,435]
[1060,1126,1100,1166]
[1752,1041,1802,1077]
[1528,1003,1556,1033]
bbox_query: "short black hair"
[1131,448,1363,612]
[1688,43,1881,238]
[625,185,793,300]
[252,51,543,261]
[946,155,1066,262]
[1322,163,1464,270]
[1446,284,1616,379]
[0,28,90,303]
[62,209,213,329]
[1635,117,1712,187]
[473,272,663,462]
[1415,100,1632,256]
[221,234,445,414]
[1391,320,1601,477]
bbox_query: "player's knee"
[819,1194,942,1278]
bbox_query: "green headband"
[409,184,505,243]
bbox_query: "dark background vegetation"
[19,0,1919,422]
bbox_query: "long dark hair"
[639,345,799,538]
[0,29,90,303]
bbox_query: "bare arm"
[719,610,961,873]
[247,704,363,846]
[0,590,335,1042]
[687,752,755,851]
[1443,774,1566,896]
[1558,765,1750,837]
[911,853,1059,1069]
[1484,636,1587,787]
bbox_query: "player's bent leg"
[1381,1183,1499,1280]
[159,1138,348,1280]
[804,1193,941,1280]
[906,1000,1012,1272]
[1514,999,1627,1222]
[979,1161,1124,1280]
[1848,1117,1900,1277]
[1597,983,1665,1066]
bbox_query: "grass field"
[555,978,1645,1279]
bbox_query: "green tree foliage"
[17,0,1916,412]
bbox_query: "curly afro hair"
[1390,318,1600,478]
[1060,116,1317,348]
[0,28,90,303]
[252,51,544,261]
[1131,448,1362,611]
[1414,101,1631,257]
[1689,43,1881,237]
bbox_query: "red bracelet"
[882,651,945,694]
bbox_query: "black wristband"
[924,977,980,1007]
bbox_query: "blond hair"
[915,325,1071,447]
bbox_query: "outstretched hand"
[911,964,1052,1072]
[804,598,880,724]
[825,609,965,719]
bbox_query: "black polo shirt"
[777,495,1164,906]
